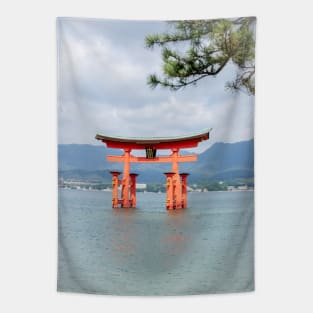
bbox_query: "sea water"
[58,189,254,295]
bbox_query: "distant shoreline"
[58,187,254,193]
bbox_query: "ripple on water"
[58,189,254,295]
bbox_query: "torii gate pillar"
[110,171,121,208]
[180,173,189,208]
[109,170,138,208]
[164,172,175,210]
[171,148,182,209]
[130,173,138,208]
[121,149,131,208]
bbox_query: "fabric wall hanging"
[57,16,256,296]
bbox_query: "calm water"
[58,189,254,295]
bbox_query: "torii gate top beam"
[95,129,210,150]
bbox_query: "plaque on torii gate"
[95,129,210,210]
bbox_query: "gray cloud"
[57,18,254,152]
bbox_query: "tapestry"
[57,17,256,296]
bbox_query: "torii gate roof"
[95,129,210,150]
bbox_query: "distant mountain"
[58,144,118,171]
[183,140,254,181]
[58,139,254,183]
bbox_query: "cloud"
[57,18,254,152]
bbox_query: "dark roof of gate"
[95,129,211,145]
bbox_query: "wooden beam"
[104,138,205,150]
[107,154,197,163]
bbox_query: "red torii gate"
[95,129,210,210]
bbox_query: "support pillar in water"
[110,171,121,208]
[130,173,138,208]
[164,172,175,210]
[180,173,189,208]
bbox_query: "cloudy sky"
[57,18,254,153]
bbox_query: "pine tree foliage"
[145,17,256,95]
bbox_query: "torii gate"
[95,129,210,210]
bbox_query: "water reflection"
[163,209,188,254]
[111,208,137,257]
